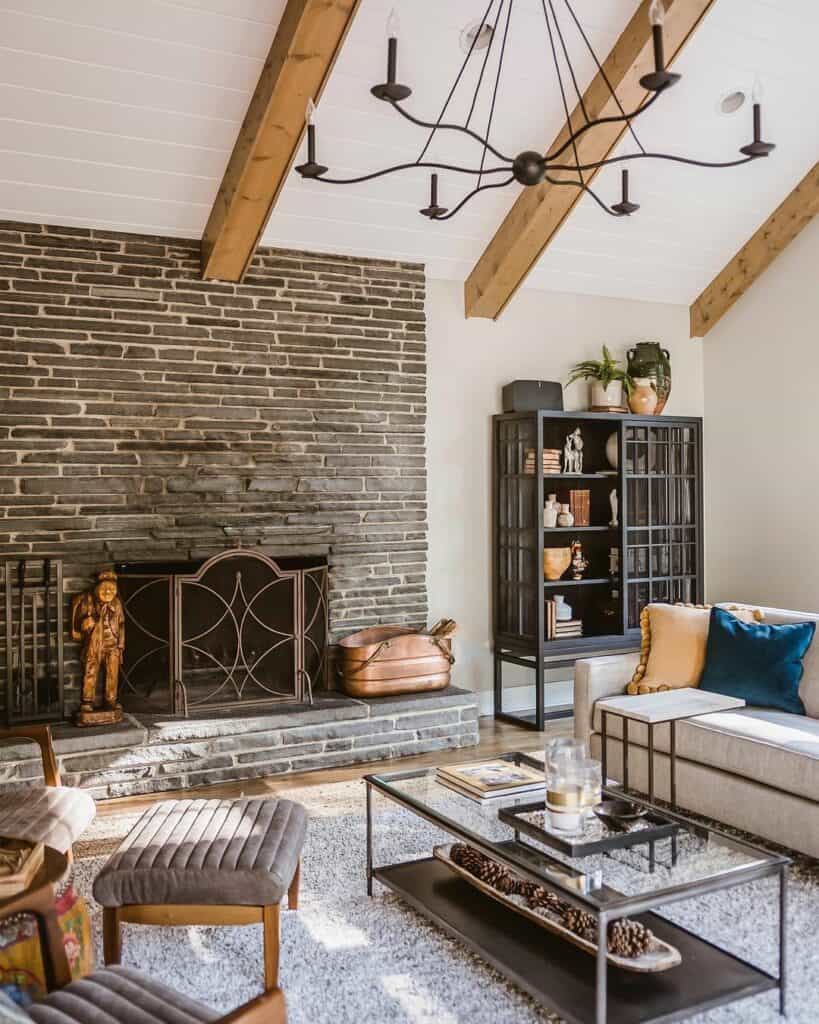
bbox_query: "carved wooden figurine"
[71,570,125,726]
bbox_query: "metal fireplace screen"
[116,550,328,716]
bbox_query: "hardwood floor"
[96,715,573,818]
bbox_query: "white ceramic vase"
[543,493,559,529]
[591,380,623,408]
[557,504,574,527]
[553,594,572,621]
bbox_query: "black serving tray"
[499,790,680,859]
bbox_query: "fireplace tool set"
[3,557,64,725]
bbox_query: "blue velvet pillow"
[699,606,815,715]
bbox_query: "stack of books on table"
[523,448,562,475]
[435,759,545,802]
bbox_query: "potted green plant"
[567,346,632,410]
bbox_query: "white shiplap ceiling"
[0,0,816,307]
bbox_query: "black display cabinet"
[493,411,703,729]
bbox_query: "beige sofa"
[574,604,819,859]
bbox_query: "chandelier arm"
[466,0,503,128]
[561,0,646,154]
[547,0,588,123]
[477,0,514,187]
[309,161,513,186]
[391,100,513,163]
[547,152,759,173]
[542,0,585,185]
[545,89,662,163]
[542,171,622,218]
[416,0,497,163]
[432,176,517,221]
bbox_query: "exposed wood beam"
[201,0,361,282]
[464,0,716,320]
[690,160,819,338]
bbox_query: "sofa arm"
[573,653,640,748]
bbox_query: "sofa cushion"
[0,787,95,854]
[700,607,814,715]
[93,797,307,908]
[591,706,819,803]
[732,606,819,718]
[26,966,219,1023]
[628,603,763,695]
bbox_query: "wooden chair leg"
[262,904,280,991]
[102,907,122,965]
[288,860,300,911]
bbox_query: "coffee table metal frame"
[365,757,788,1024]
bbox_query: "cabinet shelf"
[544,526,615,533]
[543,578,610,587]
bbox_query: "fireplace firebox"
[115,550,328,716]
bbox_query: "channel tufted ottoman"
[93,797,307,991]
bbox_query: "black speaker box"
[502,380,564,412]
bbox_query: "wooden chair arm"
[0,725,61,786]
[0,877,72,992]
[218,989,286,1024]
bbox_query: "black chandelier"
[295,0,774,221]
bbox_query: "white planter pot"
[590,380,623,408]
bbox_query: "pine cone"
[608,919,653,958]
[512,880,542,900]
[526,886,564,916]
[450,844,486,878]
[478,859,516,894]
[562,905,597,940]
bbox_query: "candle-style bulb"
[648,0,665,26]
[751,75,764,104]
[387,8,400,39]
[305,98,316,126]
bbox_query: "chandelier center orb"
[512,151,547,187]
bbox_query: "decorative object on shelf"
[543,548,571,581]
[296,1,775,221]
[502,380,563,412]
[553,595,572,622]
[562,427,584,473]
[570,541,589,581]
[627,342,672,413]
[71,569,125,727]
[609,489,619,527]
[609,548,620,577]
[605,432,619,469]
[609,919,654,959]
[569,489,590,527]
[628,377,659,415]
[524,448,561,475]
[544,494,559,529]
[567,346,631,411]
[556,504,574,528]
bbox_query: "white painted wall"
[425,279,704,709]
[704,218,819,612]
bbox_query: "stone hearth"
[0,687,479,800]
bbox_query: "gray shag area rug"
[72,780,819,1024]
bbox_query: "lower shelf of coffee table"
[374,858,777,1024]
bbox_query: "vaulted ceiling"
[1,0,816,309]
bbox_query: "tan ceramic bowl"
[543,547,571,581]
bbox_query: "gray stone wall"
[0,222,428,701]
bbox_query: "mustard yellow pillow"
[627,603,764,695]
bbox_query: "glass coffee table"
[365,753,788,1024]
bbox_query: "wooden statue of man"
[71,569,125,725]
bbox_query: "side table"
[597,689,746,807]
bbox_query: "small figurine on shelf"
[570,541,589,580]
[609,488,619,527]
[562,427,584,474]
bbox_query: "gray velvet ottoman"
[93,798,307,991]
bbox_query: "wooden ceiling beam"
[690,160,819,338]
[464,0,716,320]
[201,0,361,282]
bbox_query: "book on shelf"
[436,759,545,800]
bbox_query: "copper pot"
[339,625,453,698]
